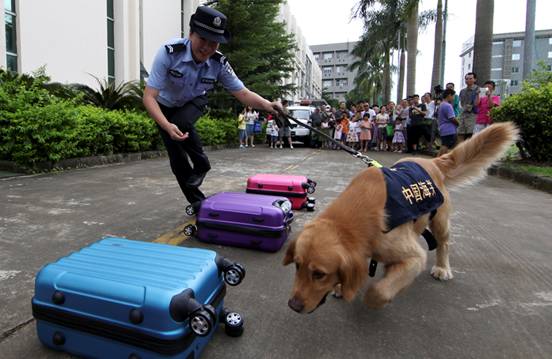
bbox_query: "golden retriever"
[283,122,518,313]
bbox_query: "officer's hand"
[269,101,284,115]
[165,123,189,141]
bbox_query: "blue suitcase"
[32,237,246,358]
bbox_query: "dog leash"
[279,112,383,168]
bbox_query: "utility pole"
[439,0,448,86]
[523,0,536,80]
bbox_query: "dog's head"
[283,218,367,314]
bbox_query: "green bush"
[0,68,240,169]
[491,82,552,162]
[196,115,238,146]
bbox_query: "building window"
[337,78,348,87]
[314,53,320,61]
[335,65,345,75]
[322,66,332,77]
[493,41,503,45]
[548,51,552,59]
[491,68,502,72]
[512,66,519,73]
[512,53,520,61]
[323,52,332,60]
[4,0,17,72]
[547,64,552,71]
[107,0,115,83]
[468,63,471,70]
[549,38,552,45]
[512,40,522,47]
[492,54,503,58]
[322,80,332,88]
[336,51,348,60]
[510,80,518,86]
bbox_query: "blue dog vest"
[381,161,444,232]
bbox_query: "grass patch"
[504,162,552,178]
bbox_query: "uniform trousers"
[158,97,210,207]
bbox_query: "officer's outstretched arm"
[231,88,282,114]
[143,86,188,141]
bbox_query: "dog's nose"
[288,297,304,313]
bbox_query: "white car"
[286,105,315,147]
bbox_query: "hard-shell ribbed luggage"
[245,174,317,211]
[32,237,246,358]
[185,192,293,252]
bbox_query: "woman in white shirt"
[244,106,258,147]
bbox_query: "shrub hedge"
[0,70,241,169]
[492,82,552,162]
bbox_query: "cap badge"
[213,16,222,27]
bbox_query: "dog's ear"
[282,240,296,266]
[338,250,368,301]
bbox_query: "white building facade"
[2,0,321,100]
[278,2,322,103]
[1,0,201,88]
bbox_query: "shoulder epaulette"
[211,51,228,65]
[165,43,186,54]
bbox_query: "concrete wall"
[18,0,107,87]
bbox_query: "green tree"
[210,0,296,114]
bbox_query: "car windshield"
[289,110,310,120]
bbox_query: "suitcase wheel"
[223,263,246,286]
[306,202,315,212]
[183,224,197,237]
[185,205,196,216]
[307,197,316,204]
[306,185,315,194]
[224,311,244,337]
[190,306,216,337]
[308,179,317,188]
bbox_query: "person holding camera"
[474,80,500,134]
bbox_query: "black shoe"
[185,172,207,188]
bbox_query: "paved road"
[1,147,551,358]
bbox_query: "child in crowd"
[392,118,406,152]
[340,113,350,146]
[333,117,343,149]
[238,109,247,149]
[347,117,359,148]
[266,115,279,149]
[359,113,372,152]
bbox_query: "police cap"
[189,6,231,44]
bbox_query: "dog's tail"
[433,122,518,187]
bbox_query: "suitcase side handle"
[208,212,220,218]
[257,183,264,189]
[251,217,264,223]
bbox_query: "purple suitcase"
[186,192,294,252]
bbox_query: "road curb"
[0,144,236,175]
[488,164,552,195]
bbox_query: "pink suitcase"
[246,174,316,211]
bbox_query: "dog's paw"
[430,265,454,281]
[364,287,391,309]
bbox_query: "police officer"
[143,6,282,213]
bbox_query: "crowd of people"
[237,72,500,155]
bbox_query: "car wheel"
[224,311,244,337]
